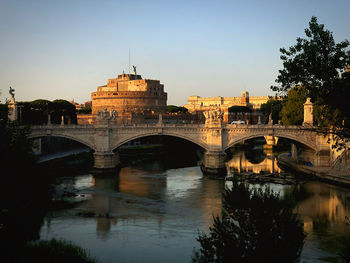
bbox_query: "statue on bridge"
[9,86,15,99]
[97,108,118,121]
[203,108,224,120]
[203,108,224,127]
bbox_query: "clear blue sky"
[0,0,349,105]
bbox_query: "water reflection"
[41,164,224,263]
[41,150,350,263]
[226,148,281,174]
[292,183,350,233]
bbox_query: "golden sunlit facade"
[91,73,167,118]
[183,92,281,113]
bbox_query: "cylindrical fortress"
[91,73,167,118]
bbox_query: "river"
[39,145,350,263]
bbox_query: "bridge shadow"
[115,135,205,170]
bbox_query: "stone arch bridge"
[29,119,330,176]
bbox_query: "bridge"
[29,112,331,176]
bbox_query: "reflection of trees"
[283,184,313,205]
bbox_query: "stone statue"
[97,108,118,121]
[268,112,273,124]
[9,86,15,98]
[97,108,110,120]
[110,110,118,120]
[203,108,224,125]
[133,65,137,75]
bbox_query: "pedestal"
[201,150,227,177]
[93,151,120,170]
[8,98,18,122]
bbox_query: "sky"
[0,0,349,105]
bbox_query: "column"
[291,143,298,159]
[8,97,18,122]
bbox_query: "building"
[91,72,167,120]
[183,92,278,113]
[70,99,92,111]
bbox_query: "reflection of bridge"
[227,151,281,174]
[29,115,331,176]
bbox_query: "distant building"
[70,99,92,110]
[91,72,167,120]
[183,92,279,113]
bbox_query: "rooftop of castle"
[116,73,142,80]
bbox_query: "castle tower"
[91,72,167,122]
[241,91,249,106]
[303,98,313,126]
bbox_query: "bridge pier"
[201,150,227,177]
[93,151,120,170]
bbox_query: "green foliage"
[228,106,252,113]
[19,101,49,125]
[280,86,307,125]
[271,16,350,139]
[23,239,98,263]
[77,107,92,114]
[192,180,305,263]
[0,121,51,260]
[51,99,77,124]
[0,103,8,122]
[20,99,77,124]
[30,99,52,108]
[167,105,189,114]
[260,99,283,124]
[271,16,350,99]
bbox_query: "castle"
[91,71,167,121]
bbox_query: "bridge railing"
[224,123,315,130]
[30,123,207,129]
[30,123,316,130]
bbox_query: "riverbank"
[278,153,350,187]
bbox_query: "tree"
[77,107,92,114]
[0,121,51,261]
[271,16,350,140]
[20,99,51,125]
[280,86,307,125]
[192,180,305,263]
[228,106,252,113]
[167,105,189,114]
[51,99,77,124]
[0,103,8,122]
[260,99,283,124]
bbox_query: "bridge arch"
[111,132,209,152]
[28,133,95,151]
[224,133,317,152]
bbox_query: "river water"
[40,147,350,263]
